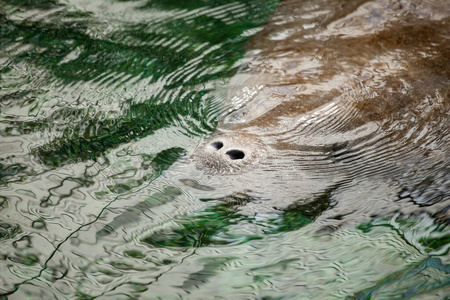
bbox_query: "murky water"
[1,0,449,299]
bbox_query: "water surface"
[0,0,449,299]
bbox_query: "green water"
[0,0,449,299]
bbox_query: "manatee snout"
[193,132,267,174]
[208,140,245,160]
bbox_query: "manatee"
[189,0,450,228]
[99,0,449,237]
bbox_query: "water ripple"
[1,0,449,298]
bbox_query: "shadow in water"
[140,188,334,248]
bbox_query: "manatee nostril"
[210,141,223,150]
[226,149,245,160]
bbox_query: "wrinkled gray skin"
[189,0,450,228]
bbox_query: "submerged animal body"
[191,0,450,225]
[98,0,449,238]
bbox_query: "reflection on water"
[0,0,449,298]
